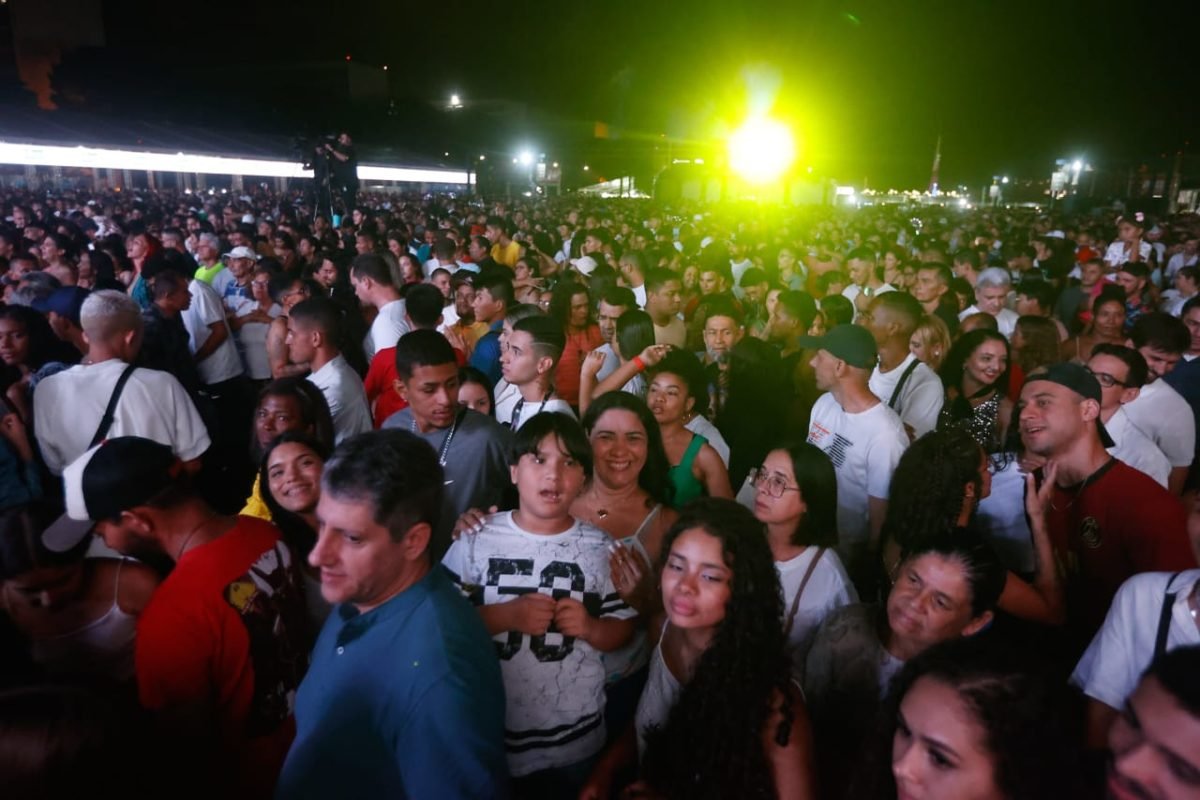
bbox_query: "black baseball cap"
[43,437,182,553]
[797,324,878,369]
[1023,363,1116,448]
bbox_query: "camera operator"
[323,131,359,216]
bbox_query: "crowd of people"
[1,183,1199,799]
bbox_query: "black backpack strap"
[888,358,922,410]
[1153,572,1183,659]
[89,363,138,448]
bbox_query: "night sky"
[8,0,1200,188]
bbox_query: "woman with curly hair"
[581,498,816,800]
[879,428,1064,625]
[855,638,1084,800]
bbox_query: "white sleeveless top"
[602,504,661,683]
[23,559,139,681]
[635,624,682,759]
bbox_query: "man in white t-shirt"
[1071,568,1200,748]
[801,324,908,587]
[33,290,210,475]
[842,247,895,314]
[287,298,372,443]
[1071,479,1200,745]
[182,277,243,388]
[861,292,943,439]
[351,253,409,361]
[1123,313,1195,494]
[1165,237,1199,282]
[958,267,1018,338]
[494,316,576,429]
[617,251,647,309]
[1087,344,1172,488]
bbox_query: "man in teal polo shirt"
[277,430,508,798]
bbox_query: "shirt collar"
[333,566,439,648]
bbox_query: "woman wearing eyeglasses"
[751,443,857,682]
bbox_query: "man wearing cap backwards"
[33,290,210,476]
[802,323,909,590]
[54,436,311,794]
[1018,362,1195,642]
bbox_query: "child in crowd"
[442,411,636,795]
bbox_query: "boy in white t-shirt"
[800,324,909,589]
[442,412,635,791]
[494,315,576,429]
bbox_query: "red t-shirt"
[364,344,466,428]
[1044,459,1196,637]
[135,516,312,794]
[554,325,604,408]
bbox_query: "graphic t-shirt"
[1044,459,1196,639]
[807,395,908,549]
[441,512,635,776]
[135,517,312,794]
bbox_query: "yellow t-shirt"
[491,240,521,268]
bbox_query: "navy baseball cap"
[32,286,90,327]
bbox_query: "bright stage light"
[728,118,795,183]
[0,142,471,185]
[518,150,534,166]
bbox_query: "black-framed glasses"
[748,467,801,499]
[1086,367,1127,388]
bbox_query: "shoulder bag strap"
[90,363,138,448]
[783,547,827,637]
[1153,572,1183,659]
[888,359,922,410]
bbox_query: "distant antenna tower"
[928,134,942,196]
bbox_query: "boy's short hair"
[509,412,593,478]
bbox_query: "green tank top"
[667,433,707,508]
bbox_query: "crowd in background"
[0,184,1199,799]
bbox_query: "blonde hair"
[911,314,952,371]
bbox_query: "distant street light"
[518,151,534,166]
[479,155,486,161]
[1001,176,1009,184]
[583,165,590,172]
[448,93,463,109]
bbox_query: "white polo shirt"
[958,305,1019,338]
[1105,407,1172,488]
[1122,379,1196,468]
[307,354,372,443]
